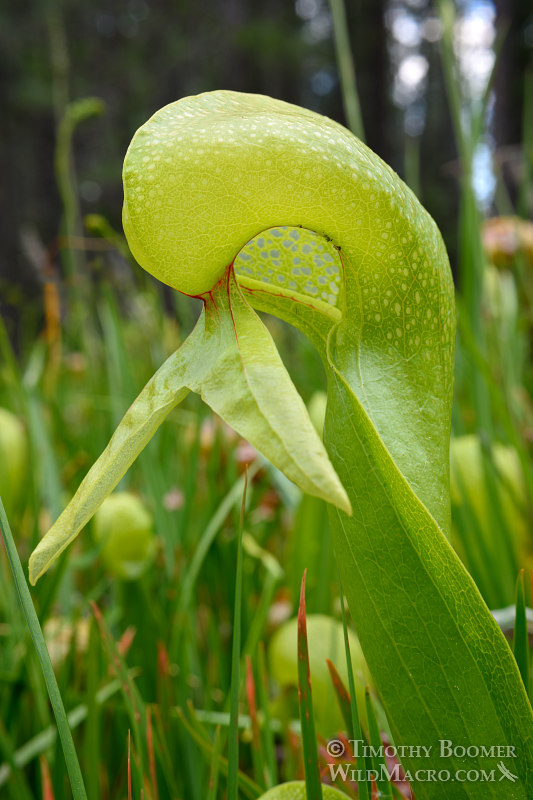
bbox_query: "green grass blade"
[177,461,261,610]
[146,706,159,800]
[336,572,370,800]
[328,0,365,141]
[90,602,146,786]
[455,300,533,506]
[257,642,277,788]
[84,618,100,800]
[245,655,266,789]
[365,688,392,799]
[297,570,323,800]
[227,469,247,800]
[325,659,370,800]
[0,717,34,800]
[241,534,283,661]
[207,725,222,800]
[176,708,262,800]
[0,677,133,787]
[325,658,352,736]
[513,570,530,696]
[0,498,87,800]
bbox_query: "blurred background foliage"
[2,0,531,332]
[2,1,533,798]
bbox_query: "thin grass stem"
[0,498,87,800]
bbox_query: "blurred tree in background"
[493,0,533,210]
[1,0,532,343]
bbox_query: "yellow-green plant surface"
[29,91,533,798]
[257,781,346,799]
[93,491,155,580]
[0,407,28,517]
[268,614,372,737]
[451,435,529,560]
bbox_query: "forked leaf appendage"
[28,328,197,584]
[29,261,349,584]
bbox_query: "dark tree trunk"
[493,0,531,147]
[419,41,461,275]
[493,0,533,209]
[347,0,393,164]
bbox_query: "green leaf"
[0,499,87,800]
[513,571,530,697]
[194,271,350,516]
[28,335,193,584]
[227,470,247,800]
[33,89,533,797]
[297,571,322,800]
[119,91,533,797]
[30,264,348,584]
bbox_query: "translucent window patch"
[234,226,342,308]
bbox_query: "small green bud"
[0,407,28,516]
[257,782,346,799]
[268,613,373,738]
[93,492,155,580]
